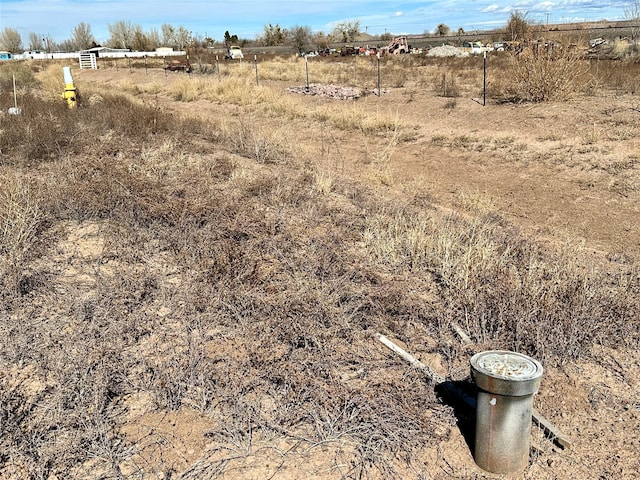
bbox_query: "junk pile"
[427,45,470,57]
[288,84,363,100]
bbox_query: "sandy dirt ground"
[43,65,640,479]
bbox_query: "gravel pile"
[288,84,363,100]
[427,45,470,57]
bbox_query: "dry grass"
[0,55,639,478]
[362,209,638,363]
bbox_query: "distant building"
[80,46,130,57]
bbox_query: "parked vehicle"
[462,41,483,54]
[340,45,357,56]
[164,61,192,73]
[225,46,244,60]
[385,36,410,54]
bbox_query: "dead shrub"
[434,70,460,97]
[225,118,291,164]
[492,45,590,102]
[0,62,37,94]
[0,94,74,165]
[0,90,210,167]
[590,57,640,93]
[0,178,43,259]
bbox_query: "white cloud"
[480,4,501,13]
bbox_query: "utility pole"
[546,13,550,29]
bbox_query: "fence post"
[305,55,310,92]
[483,51,487,106]
[377,52,381,96]
[254,55,259,86]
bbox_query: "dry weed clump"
[0,177,44,299]
[0,178,42,259]
[223,117,292,164]
[0,62,38,95]
[492,45,590,102]
[590,58,640,93]
[362,208,639,363]
[0,88,212,168]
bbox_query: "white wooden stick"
[376,333,445,384]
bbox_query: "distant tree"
[332,20,360,42]
[173,26,192,50]
[262,23,287,46]
[223,30,239,48]
[379,32,392,41]
[504,11,530,41]
[0,27,23,52]
[108,20,136,49]
[161,24,175,46]
[189,32,207,53]
[625,0,640,40]
[131,26,150,51]
[56,39,76,52]
[44,34,55,51]
[313,31,330,50]
[435,23,450,36]
[146,28,161,50]
[71,22,96,51]
[28,32,45,50]
[289,25,312,54]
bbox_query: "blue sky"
[0,0,631,44]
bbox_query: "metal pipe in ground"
[470,350,543,474]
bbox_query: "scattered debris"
[590,37,608,48]
[288,83,363,100]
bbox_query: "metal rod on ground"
[532,408,571,449]
[376,333,475,409]
[451,322,473,345]
[144,55,148,75]
[216,56,220,79]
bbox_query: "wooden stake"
[376,333,444,383]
